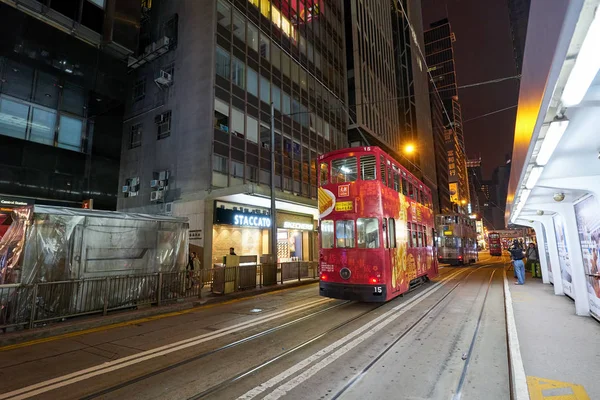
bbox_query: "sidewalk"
[509,274,599,399]
[0,278,318,348]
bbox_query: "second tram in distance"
[318,146,438,302]
[436,213,479,265]
[488,232,503,256]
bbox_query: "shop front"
[211,201,316,264]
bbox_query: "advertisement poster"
[541,224,553,282]
[574,195,600,319]
[553,215,573,296]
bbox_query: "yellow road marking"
[0,283,318,352]
[527,376,590,400]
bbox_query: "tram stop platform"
[509,272,599,399]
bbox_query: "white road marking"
[0,298,332,400]
[503,269,530,400]
[238,268,468,400]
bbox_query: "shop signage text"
[234,214,271,228]
[0,196,32,207]
[335,201,353,212]
[282,221,313,230]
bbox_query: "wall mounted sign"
[282,221,313,230]
[214,207,272,228]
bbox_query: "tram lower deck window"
[321,220,334,249]
[336,220,355,248]
[357,218,380,248]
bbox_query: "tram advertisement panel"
[574,195,600,319]
[553,215,573,296]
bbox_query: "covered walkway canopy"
[506,0,600,319]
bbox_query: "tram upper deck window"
[357,218,380,248]
[319,162,329,185]
[402,177,408,196]
[360,155,376,180]
[321,220,334,249]
[393,167,401,192]
[408,182,415,200]
[336,220,355,248]
[380,155,386,185]
[331,157,357,183]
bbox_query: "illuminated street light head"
[404,143,416,154]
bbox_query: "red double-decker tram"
[488,232,502,256]
[317,147,438,302]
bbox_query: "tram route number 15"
[373,286,383,294]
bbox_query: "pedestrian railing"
[0,261,318,332]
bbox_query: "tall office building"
[0,0,139,224]
[430,87,451,213]
[344,0,438,202]
[118,0,347,267]
[424,18,470,213]
[507,0,531,74]
[466,157,482,216]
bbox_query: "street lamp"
[403,143,416,155]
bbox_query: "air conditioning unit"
[150,180,159,188]
[150,191,164,202]
[156,36,170,49]
[122,185,130,193]
[155,70,172,86]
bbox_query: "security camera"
[553,193,565,202]
[536,210,544,216]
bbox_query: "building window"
[130,123,142,148]
[0,98,29,139]
[233,11,245,42]
[58,115,83,151]
[231,160,244,178]
[246,115,258,143]
[247,24,259,52]
[213,154,228,173]
[156,110,171,139]
[214,98,229,132]
[217,0,231,29]
[216,47,230,79]
[247,67,258,96]
[133,79,145,102]
[232,57,245,89]
[260,76,270,103]
[259,33,270,60]
[231,108,244,137]
[29,108,56,146]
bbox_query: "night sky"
[421,0,521,179]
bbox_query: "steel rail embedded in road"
[330,265,494,400]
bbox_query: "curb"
[503,268,530,400]
[0,279,318,348]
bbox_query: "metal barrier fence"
[0,261,318,332]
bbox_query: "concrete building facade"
[117,0,348,267]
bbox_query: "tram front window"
[336,220,355,248]
[321,220,334,249]
[331,157,358,183]
[357,218,380,248]
[443,237,460,248]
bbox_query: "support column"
[533,215,564,296]
[558,203,590,316]
[532,221,551,284]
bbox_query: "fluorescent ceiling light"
[520,188,532,205]
[561,7,600,107]
[525,166,544,189]
[537,120,569,166]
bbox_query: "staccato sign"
[215,207,272,228]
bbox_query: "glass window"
[61,83,85,116]
[216,46,230,79]
[58,115,83,151]
[231,108,244,136]
[133,79,145,101]
[233,11,245,41]
[247,24,259,52]
[393,171,401,192]
[260,76,270,103]
[259,33,270,60]
[129,123,142,149]
[407,223,413,247]
[360,155,376,180]
[246,115,258,143]
[247,67,258,96]
[214,98,229,131]
[283,93,291,115]
[409,182,415,200]
[232,57,245,88]
[324,122,330,141]
[402,177,408,196]
[271,42,281,70]
[417,227,423,247]
[156,110,171,140]
[319,162,329,185]
[213,154,228,173]
[30,107,56,146]
[380,155,386,185]
[331,157,357,183]
[387,166,393,189]
[412,223,418,248]
[282,53,290,77]
[272,86,281,110]
[260,0,269,17]
[217,0,231,29]
[357,218,380,249]
[0,98,29,139]
[231,160,244,177]
[389,218,396,248]
[336,220,355,248]
[321,220,334,249]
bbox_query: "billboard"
[553,214,573,297]
[574,195,600,320]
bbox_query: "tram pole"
[270,102,277,267]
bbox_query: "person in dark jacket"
[526,243,540,278]
[509,239,526,284]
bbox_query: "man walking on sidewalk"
[509,239,526,285]
[526,243,541,278]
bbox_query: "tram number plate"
[373,287,383,294]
